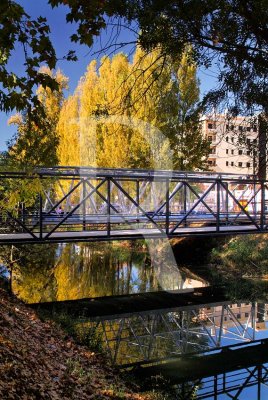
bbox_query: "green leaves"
[0,1,76,119]
[45,0,268,112]
[0,1,57,114]
[64,50,78,62]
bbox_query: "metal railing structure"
[82,301,259,366]
[0,166,268,243]
[177,362,268,400]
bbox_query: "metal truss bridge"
[1,166,268,243]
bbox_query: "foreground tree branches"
[0,0,76,119]
[50,0,267,113]
[1,1,267,116]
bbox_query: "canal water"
[2,240,268,399]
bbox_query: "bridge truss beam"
[0,167,268,243]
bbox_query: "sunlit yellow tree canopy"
[57,47,209,171]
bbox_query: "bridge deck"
[31,287,227,320]
[0,224,259,243]
[134,339,268,383]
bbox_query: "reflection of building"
[202,114,258,173]
[201,302,268,332]
[256,302,268,331]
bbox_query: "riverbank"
[0,284,155,400]
[209,234,268,277]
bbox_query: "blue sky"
[0,0,217,151]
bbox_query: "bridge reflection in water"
[34,294,268,398]
[88,301,261,366]
[1,167,268,243]
[86,300,268,399]
[180,362,268,400]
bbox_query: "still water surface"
[6,241,268,399]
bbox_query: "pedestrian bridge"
[0,166,267,243]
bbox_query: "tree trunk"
[258,112,268,180]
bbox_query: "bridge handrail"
[0,165,259,181]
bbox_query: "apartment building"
[202,114,258,174]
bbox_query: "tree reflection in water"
[8,241,208,303]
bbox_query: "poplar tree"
[173,49,210,170]
[96,53,132,168]
[57,47,209,171]
[129,47,176,169]
[57,94,79,167]
[8,68,68,168]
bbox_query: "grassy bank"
[210,234,268,278]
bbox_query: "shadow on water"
[2,239,268,399]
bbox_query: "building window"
[208,136,213,142]
[247,138,251,145]
[211,147,216,154]
[208,123,215,129]
[231,125,235,130]
[237,314,241,319]
[239,126,243,131]
[247,162,251,168]
[226,149,229,154]
[212,160,216,166]
[247,127,251,132]
[238,162,242,167]
[231,162,234,166]
[226,161,229,166]
[247,150,251,156]
[231,149,234,155]
[226,124,229,130]
[226,136,229,142]
[231,137,234,143]
[245,313,249,317]
[253,125,257,132]
[238,150,243,155]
